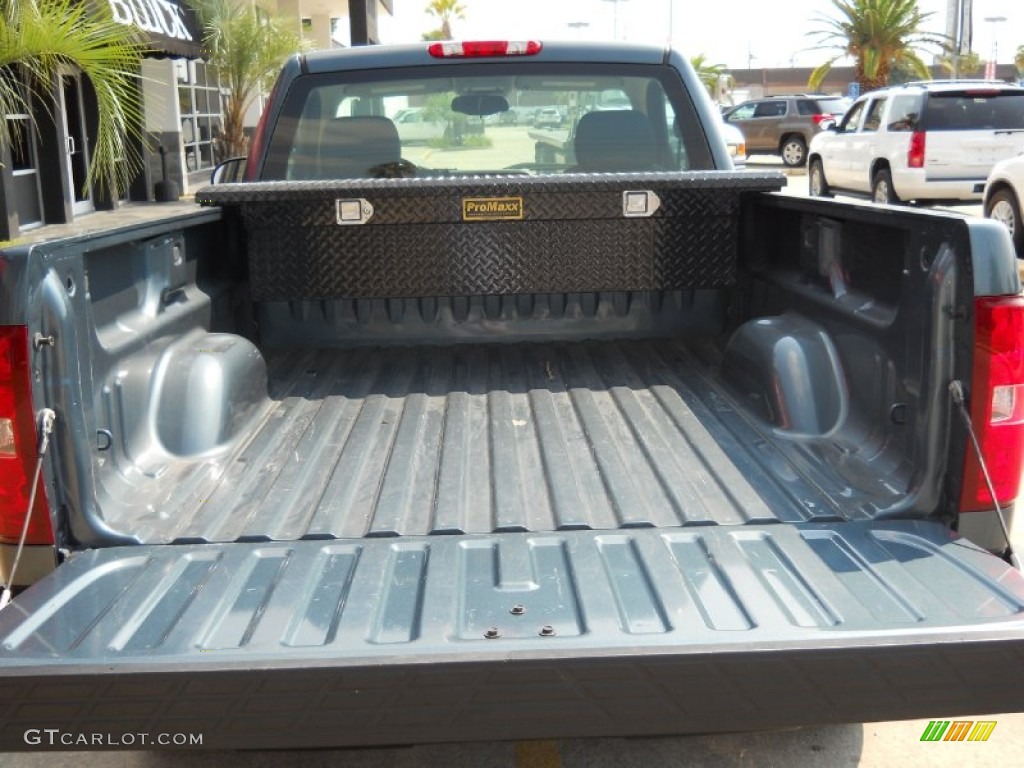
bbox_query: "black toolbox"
[197,172,784,301]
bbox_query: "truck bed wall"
[12,185,974,549]
[733,196,972,524]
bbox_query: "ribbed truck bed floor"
[111,339,841,544]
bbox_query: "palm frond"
[185,0,303,157]
[896,50,933,81]
[808,56,843,90]
[689,54,726,98]
[805,0,945,91]
[0,0,145,198]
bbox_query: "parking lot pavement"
[748,158,987,220]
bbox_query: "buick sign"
[108,0,194,42]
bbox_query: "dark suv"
[723,94,849,167]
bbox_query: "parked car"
[984,152,1024,256]
[720,119,747,166]
[723,94,848,167]
[809,80,1024,204]
[533,106,563,128]
[393,107,447,143]
[484,108,519,125]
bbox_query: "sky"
[378,0,1023,71]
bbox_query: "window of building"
[178,60,224,173]
[330,17,350,47]
[4,73,43,228]
[6,113,34,171]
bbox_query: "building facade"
[726,63,1021,104]
[0,0,392,241]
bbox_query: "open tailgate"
[0,520,1022,749]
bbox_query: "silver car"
[721,119,747,167]
[534,107,563,128]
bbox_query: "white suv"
[808,81,1024,204]
[984,153,1024,256]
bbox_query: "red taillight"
[243,109,268,182]
[960,296,1024,512]
[243,74,283,182]
[0,326,52,544]
[812,113,832,126]
[907,131,926,169]
[428,40,542,58]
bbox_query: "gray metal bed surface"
[103,339,843,544]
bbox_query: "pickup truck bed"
[1,177,1020,750]
[2,39,1023,747]
[108,338,835,544]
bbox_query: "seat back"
[316,116,402,178]
[573,110,657,172]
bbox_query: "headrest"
[573,110,657,172]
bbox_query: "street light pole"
[946,0,974,79]
[601,0,630,41]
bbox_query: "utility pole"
[946,0,974,78]
[601,0,630,41]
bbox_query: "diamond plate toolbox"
[197,172,785,301]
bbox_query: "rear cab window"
[262,62,714,179]
[921,89,1024,130]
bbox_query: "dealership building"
[0,0,392,241]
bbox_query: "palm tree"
[188,0,302,159]
[689,54,727,99]
[939,50,982,77]
[1016,45,1024,76]
[807,0,945,93]
[0,0,145,198]
[425,0,465,40]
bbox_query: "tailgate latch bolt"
[33,332,55,350]
[539,625,556,637]
[484,627,501,639]
[510,604,525,615]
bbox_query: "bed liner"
[103,338,845,544]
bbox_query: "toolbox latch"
[622,190,661,218]
[336,198,375,225]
